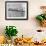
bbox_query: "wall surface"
[0,0,46,41]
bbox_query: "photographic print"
[5,1,28,20]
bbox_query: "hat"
[40,6,46,9]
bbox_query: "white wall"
[0,0,46,39]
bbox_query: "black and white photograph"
[5,1,28,20]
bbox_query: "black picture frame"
[5,1,28,20]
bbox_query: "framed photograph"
[5,1,28,20]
